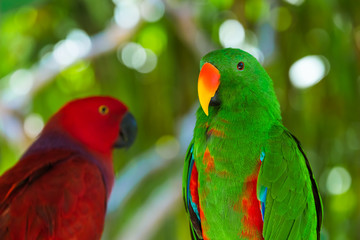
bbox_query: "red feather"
[238,161,264,240]
[0,149,108,239]
[0,96,135,239]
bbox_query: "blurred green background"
[0,0,359,239]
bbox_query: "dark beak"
[114,112,137,149]
[209,90,221,107]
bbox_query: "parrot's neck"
[23,129,115,197]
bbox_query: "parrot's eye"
[237,62,245,71]
[99,105,109,115]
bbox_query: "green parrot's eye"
[99,105,109,115]
[237,62,244,71]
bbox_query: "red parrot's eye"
[237,62,244,71]
[99,105,109,115]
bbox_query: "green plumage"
[183,48,322,240]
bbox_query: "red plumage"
[0,96,137,240]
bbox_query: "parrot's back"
[0,149,107,240]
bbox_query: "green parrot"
[183,48,322,240]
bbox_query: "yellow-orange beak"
[198,62,220,115]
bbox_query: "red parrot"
[0,96,137,240]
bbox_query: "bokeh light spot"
[24,114,44,139]
[326,166,352,195]
[138,49,158,73]
[9,69,34,95]
[289,55,329,89]
[53,29,91,67]
[219,19,245,48]
[283,0,305,6]
[121,42,143,68]
[120,43,158,73]
[132,47,147,69]
[53,40,79,67]
[67,29,92,57]
[114,2,140,29]
[140,0,165,22]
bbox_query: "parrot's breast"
[193,115,270,239]
[195,145,264,239]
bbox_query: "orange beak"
[198,63,220,115]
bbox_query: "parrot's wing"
[257,127,322,240]
[0,150,72,205]
[0,150,106,239]
[183,140,203,240]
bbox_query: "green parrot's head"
[198,48,281,121]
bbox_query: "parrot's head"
[198,48,281,121]
[45,96,137,154]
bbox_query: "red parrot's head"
[45,96,137,154]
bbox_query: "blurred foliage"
[1,0,360,239]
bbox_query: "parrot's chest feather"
[205,121,227,141]
[193,118,266,239]
[195,145,264,239]
[196,120,266,178]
